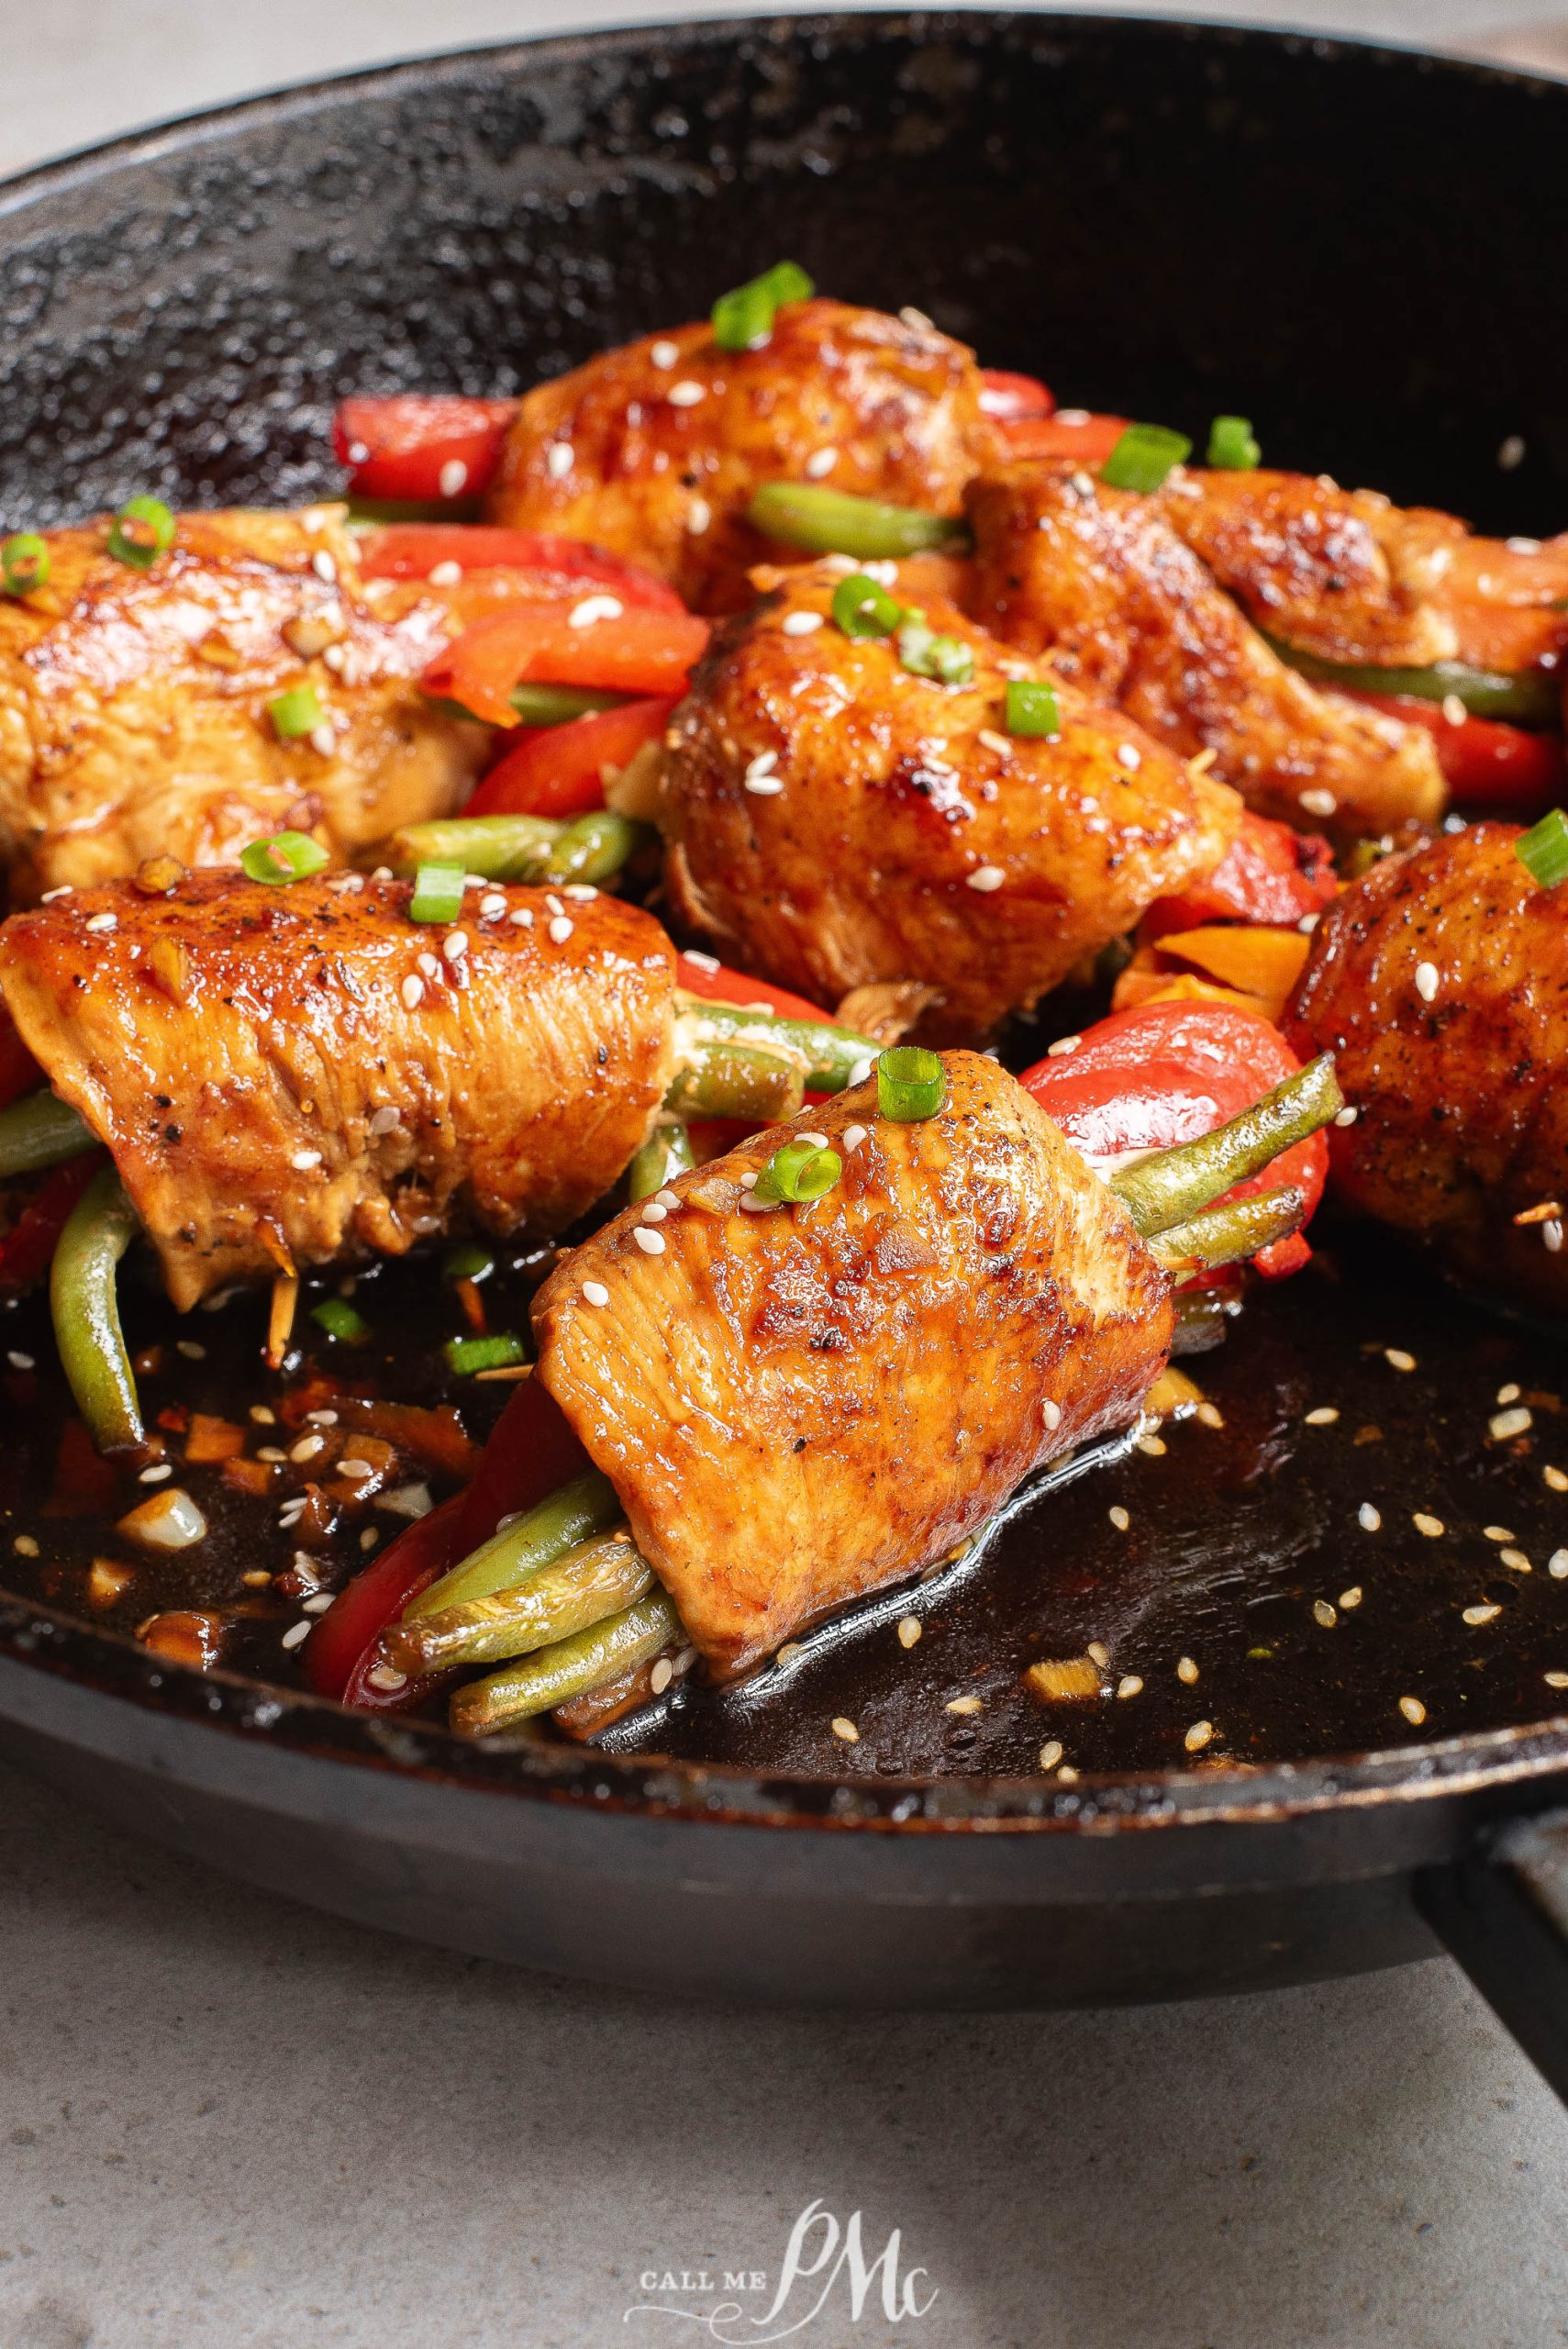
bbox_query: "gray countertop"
[4,6,1568,2344]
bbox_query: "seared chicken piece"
[1162,470,1568,674]
[533,1052,1173,1676]
[1284,823,1568,1305]
[488,299,995,614]
[0,873,675,1309]
[0,507,507,900]
[660,560,1240,1041]
[965,462,1446,835]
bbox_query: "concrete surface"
[4,6,1568,2346]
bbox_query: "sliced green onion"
[269,682,327,740]
[1264,639,1562,729]
[106,495,176,571]
[311,1297,370,1344]
[408,861,465,924]
[1100,423,1193,495]
[1517,808,1568,889]
[1207,415,1262,470]
[877,1046,947,1122]
[445,1330,528,1375]
[0,1090,95,1179]
[628,1123,695,1202]
[509,683,627,727]
[711,261,814,351]
[832,573,904,640]
[752,1136,842,1205]
[896,614,973,686]
[748,483,969,561]
[1,533,50,596]
[239,830,330,885]
[443,1241,496,1284]
[1005,679,1062,739]
[50,1166,143,1453]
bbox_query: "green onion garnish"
[445,1330,529,1375]
[896,614,973,686]
[106,495,176,571]
[1517,808,1568,889]
[747,483,970,562]
[1005,679,1062,739]
[751,1136,843,1206]
[1100,423,1193,495]
[508,683,627,727]
[239,830,330,885]
[1207,414,1262,471]
[1,533,50,596]
[269,683,327,740]
[408,861,466,924]
[311,1297,370,1345]
[711,261,814,352]
[832,573,903,640]
[443,1241,496,1285]
[876,1046,947,1122]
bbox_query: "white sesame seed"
[1491,1406,1534,1441]
[686,495,712,536]
[281,1621,312,1651]
[175,1340,206,1361]
[6,1349,34,1371]
[1398,1696,1427,1726]
[417,952,440,981]
[1086,1642,1109,1669]
[743,774,784,797]
[967,864,1006,893]
[1359,1503,1383,1531]
[862,561,898,587]
[322,644,347,674]
[1551,1551,1568,1579]
[1501,1549,1531,1573]
[546,440,574,480]
[1116,1675,1143,1699]
[1313,1598,1338,1628]
[1177,1656,1198,1685]
[1117,741,1141,772]
[1463,1603,1502,1627]
[428,558,463,586]
[548,916,574,944]
[1385,1348,1416,1373]
[668,380,706,407]
[139,1461,172,1483]
[795,1132,830,1151]
[632,1226,666,1255]
[1547,1467,1568,1493]
[442,930,469,963]
[805,447,838,479]
[582,1280,610,1308]
[12,1534,39,1557]
[1298,912,1320,934]
[1108,1505,1129,1532]
[1047,1035,1081,1057]
[1305,1406,1340,1426]
[1414,1511,1446,1538]
[830,1716,860,1743]
[1298,788,1338,818]
[1498,433,1526,471]
[338,1457,375,1482]
[896,1616,922,1650]
[1184,1720,1214,1753]
[977,729,1012,756]
[306,1409,339,1426]
[312,550,337,584]
[650,340,680,370]
[510,907,534,929]
[290,1149,322,1173]
[639,1203,668,1227]
[563,883,598,901]
[848,1054,876,1085]
[84,911,117,933]
[1335,1106,1359,1127]
[1196,1401,1225,1430]
[744,749,779,782]
[366,1661,407,1692]
[1547,1672,1568,1691]
[303,1593,334,1614]
[401,974,425,1009]
[438,459,469,498]
[654,1187,682,1209]
[1042,1397,1062,1431]
[1440,693,1468,727]
[781,608,824,637]
[841,1124,868,1152]
[568,594,624,629]
[478,893,507,920]
[369,1106,402,1139]
[648,1656,674,1697]
[39,885,73,901]
[309,722,337,759]
[1414,961,1440,1003]
[1038,1740,1064,1772]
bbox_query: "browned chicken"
[488,298,996,614]
[0,872,676,1309]
[1161,469,1568,674]
[658,559,1240,1040]
[533,1051,1174,1677]
[964,462,1446,835]
[1284,823,1568,1305]
[0,507,501,900]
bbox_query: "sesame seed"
[862,562,898,586]
[1398,1696,1427,1726]
[1086,1641,1110,1669]
[632,1227,666,1255]
[290,1434,325,1463]
[977,728,1012,756]
[1413,1512,1445,1538]
[1039,1740,1064,1770]
[401,974,424,1009]
[281,1621,311,1651]
[649,1656,674,1696]
[1196,1401,1225,1430]
[545,440,574,480]
[436,931,468,969]
[417,952,441,982]
[1463,1603,1501,1626]
[1551,1550,1568,1578]
[338,1458,375,1482]
[1176,1656,1198,1685]
[1340,1586,1363,1609]
[39,885,73,901]
[650,340,679,370]
[830,1716,860,1742]
[1385,1348,1416,1372]
[323,644,347,674]
[848,1055,877,1085]
[369,1106,401,1138]
[1305,1406,1340,1426]
[805,447,838,479]
[967,864,1006,893]
[366,1662,407,1693]
[743,774,784,797]
[1359,1503,1382,1531]
[1491,1406,1533,1440]
[12,1534,39,1557]
[306,1409,339,1425]
[303,1593,334,1615]
[1117,741,1141,772]
[1313,1599,1338,1628]
[1414,961,1440,1003]
[1116,1675,1143,1699]
[176,1340,205,1360]
[654,1188,682,1209]
[250,1406,275,1424]
[667,380,706,407]
[686,496,712,536]
[897,1617,922,1650]
[1334,1106,1359,1128]
[1042,1397,1062,1431]
[1136,1434,1167,1457]
[290,1149,322,1172]
[1298,788,1338,818]
[781,608,824,637]
[739,1171,759,1189]
[428,558,463,586]
[6,1350,35,1371]
[1498,433,1526,471]
[842,1124,868,1152]
[548,916,573,944]
[582,1280,610,1308]
[479,893,507,920]
[139,1462,172,1484]
[510,907,534,929]
[1547,1467,1568,1493]
[85,911,117,933]
[1440,693,1468,727]
[1108,1506,1129,1531]
[1184,1720,1214,1753]
[639,1202,668,1225]
[1498,1382,1521,1404]
[563,883,598,901]
[1501,1549,1532,1574]
[946,1695,983,1717]
[1057,1765,1080,1784]
[568,594,624,629]
[437,458,470,498]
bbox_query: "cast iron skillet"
[3,11,1568,2065]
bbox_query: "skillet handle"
[1417,1807,1568,2100]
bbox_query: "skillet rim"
[3,7,1568,1835]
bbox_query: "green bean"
[405,1467,619,1620]
[0,1090,95,1178]
[550,811,651,884]
[450,1590,682,1737]
[627,1122,695,1202]
[509,683,627,727]
[49,1165,143,1453]
[673,996,879,1093]
[380,810,649,885]
[747,483,971,561]
[1110,1055,1342,1240]
[663,1043,806,1123]
[389,1531,654,1675]
[1264,638,1562,729]
[1151,1186,1307,1275]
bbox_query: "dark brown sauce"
[3,1215,1566,1776]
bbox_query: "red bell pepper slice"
[1021,998,1327,1281]
[332,395,519,504]
[422,603,710,728]
[0,1155,101,1291]
[997,411,1129,463]
[0,1012,41,1113]
[1337,688,1564,813]
[1143,812,1338,939]
[466,694,678,820]
[979,369,1055,421]
[673,951,836,1025]
[357,523,684,611]
[306,1373,589,1709]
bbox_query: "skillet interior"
[2,11,1568,1820]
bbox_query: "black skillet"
[4,11,1568,2072]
